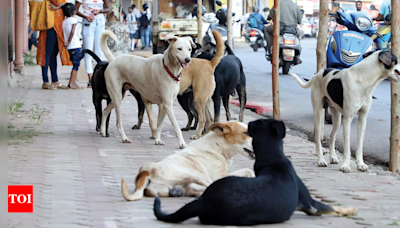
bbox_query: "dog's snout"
[185,58,191,63]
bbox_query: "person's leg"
[94,16,106,61]
[49,35,59,83]
[264,25,273,53]
[146,27,150,49]
[82,18,95,85]
[140,27,145,49]
[68,49,81,87]
[41,29,57,84]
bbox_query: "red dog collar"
[163,59,181,82]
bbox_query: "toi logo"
[8,185,33,213]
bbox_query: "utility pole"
[316,0,329,140]
[227,0,233,47]
[272,0,280,120]
[390,0,400,174]
[197,0,203,45]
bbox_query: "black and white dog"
[82,49,144,137]
[154,119,357,225]
[289,51,400,173]
[178,43,247,130]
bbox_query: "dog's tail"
[288,73,315,89]
[154,196,203,223]
[210,30,225,70]
[121,171,150,201]
[100,30,117,62]
[81,49,102,63]
[224,42,235,55]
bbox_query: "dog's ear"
[209,123,230,136]
[379,51,397,69]
[271,120,286,139]
[362,51,375,59]
[165,34,178,44]
[184,36,196,48]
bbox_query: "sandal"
[52,82,68,89]
[87,83,92,88]
[42,83,56,90]
[68,83,84,90]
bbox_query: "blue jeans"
[68,48,82,71]
[82,16,106,74]
[140,27,150,49]
[41,28,58,83]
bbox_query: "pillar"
[14,0,24,71]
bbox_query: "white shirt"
[62,17,82,50]
[133,8,141,19]
[76,0,104,19]
[126,13,138,33]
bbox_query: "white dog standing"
[99,30,195,148]
[289,51,400,172]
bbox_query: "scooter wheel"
[252,43,258,52]
[282,62,291,74]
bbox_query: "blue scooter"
[324,10,380,123]
[326,11,378,69]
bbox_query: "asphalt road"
[234,37,393,165]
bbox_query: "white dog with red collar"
[99,30,195,148]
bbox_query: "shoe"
[265,52,272,61]
[141,46,145,50]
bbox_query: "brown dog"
[141,30,224,140]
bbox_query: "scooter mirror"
[370,5,377,11]
[300,9,304,14]
[232,12,236,16]
[263,7,270,12]
[216,1,222,6]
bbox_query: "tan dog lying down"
[121,122,255,200]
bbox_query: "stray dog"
[82,49,144,137]
[182,42,247,123]
[289,51,400,172]
[127,30,224,140]
[100,30,195,148]
[121,121,255,201]
[154,119,357,225]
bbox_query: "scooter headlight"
[330,35,337,54]
[355,17,371,31]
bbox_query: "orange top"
[37,0,72,67]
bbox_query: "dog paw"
[106,133,110,137]
[169,186,184,197]
[330,156,339,164]
[181,127,190,131]
[132,125,141,130]
[332,206,358,216]
[190,135,200,140]
[122,138,132,143]
[96,126,100,132]
[318,160,328,167]
[340,165,351,173]
[155,140,165,146]
[357,163,369,172]
[101,132,106,137]
[190,126,197,130]
[150,136,156,139]
[179,143,187,149]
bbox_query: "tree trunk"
[316,0,329,72]
[272,0,280,120]
[390,0,400,174]
[227,0,233,47]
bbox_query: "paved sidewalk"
[7,64,400,228]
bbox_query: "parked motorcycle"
[370,5,391,51]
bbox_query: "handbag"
[29,0,54,31]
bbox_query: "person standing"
[62,3,83,89]
[239,14,247,37]
[139,3,151,50]
[36,1,72,90]
[127,6,138,52]
[348,1,371,18]
[75,0,110,88]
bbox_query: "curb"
[229,100,273,115]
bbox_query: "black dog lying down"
[154,119,357,225]
[82,49,144,137]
